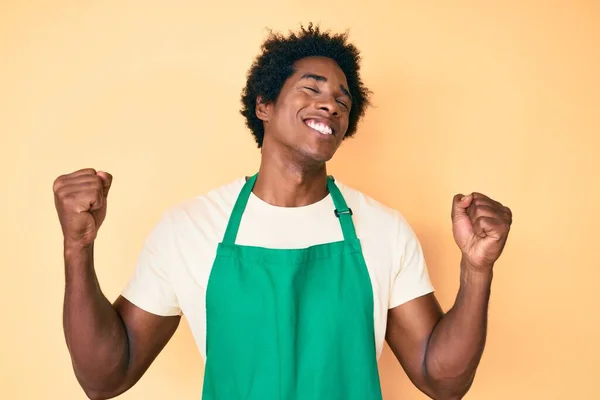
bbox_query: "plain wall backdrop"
[1,1,599,399]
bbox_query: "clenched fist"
[451,192,512,271]
[53,168,113,247]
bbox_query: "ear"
[255,95,271,122]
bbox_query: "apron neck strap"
[222,174,257,245]
[222,173,358,245]
[326,176,359,242]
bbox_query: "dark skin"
[253,56,351,206]
[54,56,511,400]
[54,169,180,400]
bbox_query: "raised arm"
[386,192,512,399]
[55,169,180,400]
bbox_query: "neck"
[253,146,329,208]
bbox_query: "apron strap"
[222,173,257,245]
[222,173,359,245]
[327,176,359,241]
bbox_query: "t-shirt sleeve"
[389,214,435,309]
[121,210,182,317]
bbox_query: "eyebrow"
[300,73,353,100]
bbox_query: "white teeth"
[306,120,333,135]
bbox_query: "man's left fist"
[451,192,513,270]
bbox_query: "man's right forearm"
[63,241,129,398]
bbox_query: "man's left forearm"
[423,258,493,398]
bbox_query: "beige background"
[1,1,599,399]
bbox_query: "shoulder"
[334,179,410,230]
[333,179,421,253]
[154,177,246,233]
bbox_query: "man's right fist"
[53,168,113,247]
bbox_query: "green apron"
[202,174,383,400]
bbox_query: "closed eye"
[337,100,349,109]
[304,86,319,93]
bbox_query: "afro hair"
[240,23,371,148]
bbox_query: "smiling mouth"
[304,119,334,136]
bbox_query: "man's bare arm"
[63,244,180,400]
[386,266,491,399]
[55,169,180,399]
[386,191,511,399]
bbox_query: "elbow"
[426,383,473,400]
[86,394,106,400]
[438,387,473,400]
[81,381,132,400]
[76,378,125,400]
[423,364,475,400]
[428,378,475,400]
[434,395,468,400]
[83,387,122,400]
[72,366,129,400]
[84,390,109,400]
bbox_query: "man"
[53,24,512,400]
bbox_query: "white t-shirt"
[121,177,434,360]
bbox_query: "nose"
[315,95,340,117]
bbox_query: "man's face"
[257,56,352,165]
